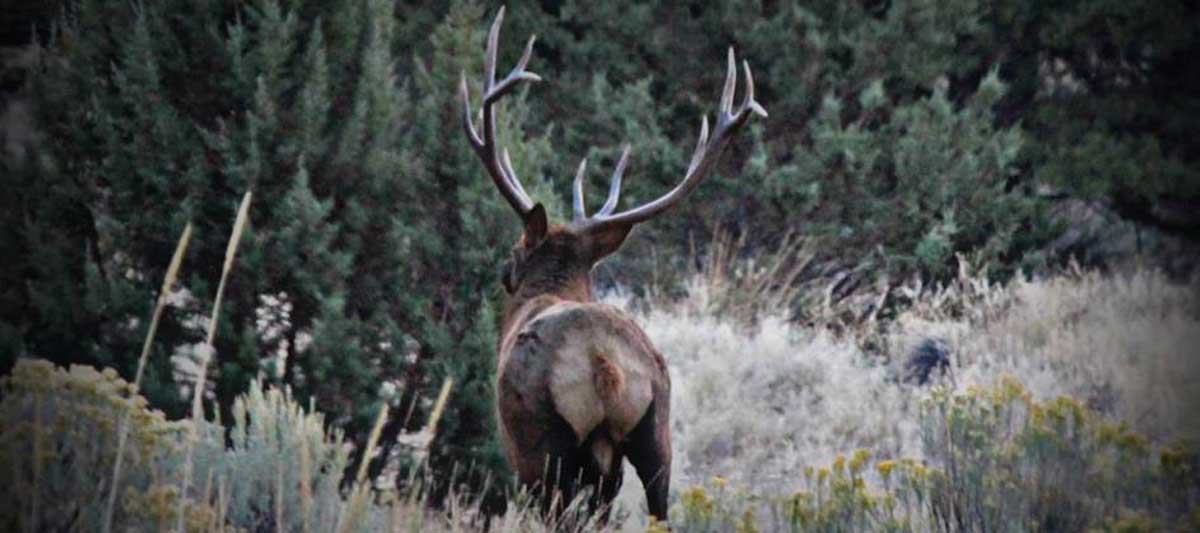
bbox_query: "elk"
[459,7,766,521]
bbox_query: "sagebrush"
[3,265,1196,531]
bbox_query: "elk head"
[459,6,765,522]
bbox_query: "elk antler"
[464,7,767,229]
[570,48,767,232]
[460,6,541,218]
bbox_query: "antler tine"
[741,60,768,119]
[572,48,766,231]
[719,47,737,117]
[501,148,531,199]
[516,34,536,73]
[484,6,504,89]
[463,7,542,218]
[686,115,710,176]
[460,73,483,149]
[597,145,631,216]
[572,158,588,221]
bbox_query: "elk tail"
[588,350,625,474]
[591,350,625,402]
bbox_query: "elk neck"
[498,266,594,346]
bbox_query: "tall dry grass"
[607,262,1199,526]
[893,265,1200,442]
[2,197,1196,531]
[178,191,253,532]
[103,222,192,533]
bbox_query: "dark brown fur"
[495,215,671,522]
[465,9,763,524]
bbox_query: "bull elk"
[459,6,766,521]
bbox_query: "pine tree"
[5,0,520,499]
[527,0,1048,303]
[976,0,1200,245]
[22,0,1195,510]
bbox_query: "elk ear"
[582,222,634,263]
[522,203,549,247]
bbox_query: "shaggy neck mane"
[498,270,593,343]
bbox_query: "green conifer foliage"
[8,0,522,498]
[14,0,1196,508]
[527,1,1048,297]
[979,0,1200,244]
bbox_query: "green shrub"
[0,359,200,531]
[0,358,388,532]
[0,358,621,532]
[3,0,523,498]
[916,376,1197,531]
[2,342,1196,530]
[666,376,1199,532]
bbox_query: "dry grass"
[3,211,1196,531]
[893,265,1200,442]
[678,226,816,325]
[104,221,192,533]
[606,262,1199,527]
[179,191,253,532]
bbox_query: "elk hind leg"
[624,397,670,521]
[528,414,587,521]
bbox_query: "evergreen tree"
[973,0,1200,244]
[523,0,1049,306]
[10,0,1196,510]
[2,0,521,499]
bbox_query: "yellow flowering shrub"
[3,360,1194,532]
[0,359,373,532]
[659,376,1197,531]
[0,359,189,531]
[674,476,761,532]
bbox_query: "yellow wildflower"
[646,515,671,533]
[849,449,871,474]
[877,460,896,480]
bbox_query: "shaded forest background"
[1,0,1197,507]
